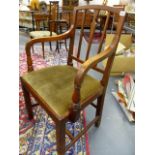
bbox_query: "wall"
[21,0,121,7]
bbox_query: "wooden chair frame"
[21,5,126,155]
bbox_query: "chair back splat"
[21,5,126,155]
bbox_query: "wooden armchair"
[21,5,126,155]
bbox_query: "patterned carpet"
[19,47,90,155]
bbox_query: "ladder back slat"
[77,10,87,58]
[85,10,99,60]
[97,11,110,54]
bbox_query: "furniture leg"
[21,79,33,120]
[31,11,35,31]
[95,94,105,127]
[49,42,52,51]
[56,41,60,53]
[64,39,69,52]
[41,42,45,58]
[56,121,66,155]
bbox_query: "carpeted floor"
[19,51,90,155]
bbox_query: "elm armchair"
[21,5,126,155]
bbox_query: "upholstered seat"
[29,31,57,38]
[22,65,103,117]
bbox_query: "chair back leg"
[95,94,106,127]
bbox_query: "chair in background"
[21,5,126,155]
[49,1,69,51]
[29,1,57,58]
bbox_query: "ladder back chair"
[21,5,126,155]
[49,1,69,51]
[29,1,57,58]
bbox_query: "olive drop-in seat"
[22,65,103,118]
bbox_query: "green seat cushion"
[29,31,57,38]
[22,65,103,118]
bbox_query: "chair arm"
[69,37,119,122]
[25,25,75,71]
[73,36,120,102]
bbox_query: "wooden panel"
[61,11,93,27]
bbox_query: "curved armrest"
[72,36,119,104]
[69,38,119,121]
[25,25,75,71]
[76,38,119,88]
